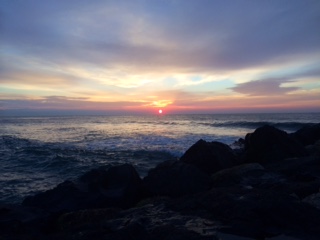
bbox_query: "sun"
[158,109,163,114]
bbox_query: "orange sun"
[158,109,163,114]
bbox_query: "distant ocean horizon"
[1,112,319,204]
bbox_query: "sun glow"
[158,109,163,114]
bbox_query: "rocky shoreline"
[1,124,320,239]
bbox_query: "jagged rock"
[291,123,320,146]
[143,160,212,197]
[244,125,307,163]
[180,140,236,174]
[23,164,145,212]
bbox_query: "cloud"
[0,95,145,111]
[1,0,320,113]
[1,0,319,73]
[231,78,300,96]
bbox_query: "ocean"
[0,112,319,204]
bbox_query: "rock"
[305,140,320,157]
[143,160,212,198]
[91,164,145,208]
[0,203,55,239]
[6,124,320,239]
[291,123,320,146]
[244,125,307,163]
[23,164,145,212]
[56,199,220,240]
[180,139,236,174]
[170,187,320,239]
[211,163,285,189]
[303,192,320,210]
[22,180,85,213]
[57,208,120,232]
[265,156,320,198]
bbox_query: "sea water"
[0,113,319,204]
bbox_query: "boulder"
[23,164,145,212]
[244,125,307,163]
[180,139,236,174]
[100,163,145,208]
[291,123,320,146]
[143,160,212,197]
[211,163,285,189]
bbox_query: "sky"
[1,0,320,115]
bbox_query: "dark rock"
[244,125,307,163]
[170,187,320,239]
[305,140,320,157]
[143,160,212,197]
[303,192,320,210]
[78,167,109,191]
[180,139,236,174]
[57,208,120,232]
[23,180,85,213]
[0,203,50,239]
[23,164,145,212]
[265,156,320,198]
[150,224,213,240]
[6,124,320,239]
[291,123,320,146]
[211,163,286,190]
[101,163,146,208]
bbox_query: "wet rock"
[291,123,320,146]
[143,160,211,197]
[180,139,236,174]
[244,125,307,163]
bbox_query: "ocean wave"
[200,121,317,131]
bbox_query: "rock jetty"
[1,124,320,239]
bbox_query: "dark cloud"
[231,78,300,96]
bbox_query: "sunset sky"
[1,0,320,115]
